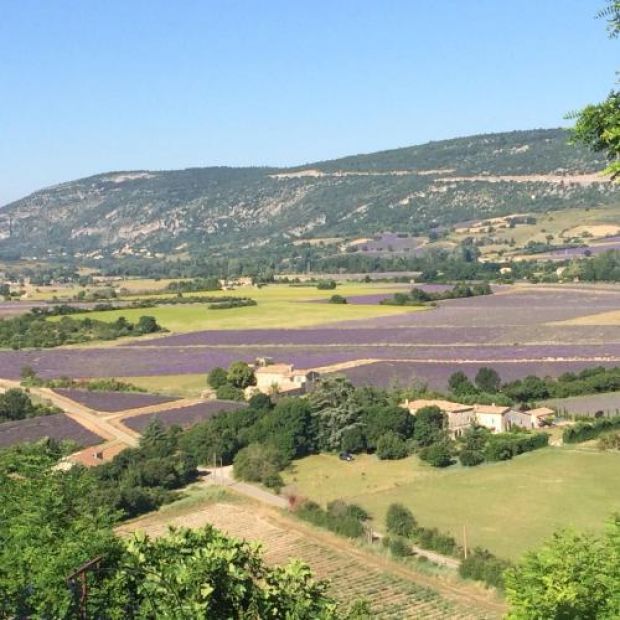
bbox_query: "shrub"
[598,430,620,450]
[215,384,245,401]
[414,527,459,557]
[376,431,408,460]
[458,449,485,467]
[563,416,620,444]
[296,500,368,539]
[329,294,347,304]
[387,537,412,558]
[419,441,453,467]
[233,443,289,485]
[386,503,417,538]
[316,280,337,290]
[208,367,228,389]
[459,547,511,589]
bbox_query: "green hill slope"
[0,128,616,260]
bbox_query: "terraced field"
[122,499,502,619]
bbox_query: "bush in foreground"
[386,503,417,538]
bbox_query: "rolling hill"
[0,128,617,261]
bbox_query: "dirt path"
[0,380,141,447]
[201,465,288,509]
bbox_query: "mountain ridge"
[1,128,616,260]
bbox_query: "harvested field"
[122,499,500,619]
[54,388,177,412]
[122,400,246,432]
[0,413,104,448]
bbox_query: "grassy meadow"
[47,282,422,332]
[121,374,208,398]
[282,448,620,560]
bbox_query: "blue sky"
[0,0,616,204]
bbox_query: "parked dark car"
[339,451,354,462]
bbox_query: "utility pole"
[463,524,468,559]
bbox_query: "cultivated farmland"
[0,284,619,390]
[121,495,501,619]
[121,400,247,432]
[54,388,177,412]
[0,413,104,448]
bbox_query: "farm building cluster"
[245,358,320,397]
[402,399,554,437]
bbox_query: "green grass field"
[48,283,422,332]
[120,374,208,398]
[282,448,620,561]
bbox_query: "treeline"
[457,424,549,467]
[21,368,145,393]
[382,282,492,306]
[166,276,221,292]
[563,416,620,444]
[0,440,348,619]
[0,311,162,349]
[384,503,510,589]
[296,500,370,539]
[91,420,198,518]
[449,365,620,404]
[0,388,60,423]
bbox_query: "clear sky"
[0,0,616,205]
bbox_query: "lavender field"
[122,400,247,432]
[0,285,618,389]
[0,414,104,448]
[542,392,620,418]
[329,360,620,390]
[54,389,177,412]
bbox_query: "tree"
[363,404,414,450]
[136,315,160,334]
[504,517,620,619]
[0,388,34,421]
[207,367,228,389]
[308,377,364,451]
[571,2,620,180]
[376,431,408,460]
[249,398,316,459]
[386,503,417,537]
[115,526,341,618]
[474,367,501,393]
[233,442,289,488]
[226,361,256,389]
[448,371,476,396]
[215,384,245,401]
[419,440,453,468]
[413,406,446,446]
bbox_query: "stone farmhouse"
[246,360,320,397]
[402,399,554,437]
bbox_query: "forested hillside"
[0,128,616,261]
